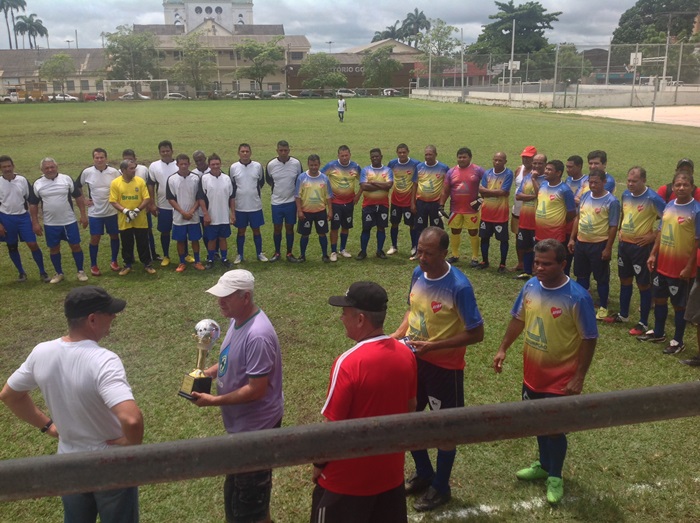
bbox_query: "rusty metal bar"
[1,382,699,502]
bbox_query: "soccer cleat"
[596,307,609,321]
[49,273,64,284]
[387,246,398,255]
[476,262,490,270]
[119,266,132,276]
[154,255,163,262]
[184,255,195,263]
[160,256,170,267]
[516,461,549,481]
[286,253,300,263]
[603,313,629,324]
[546,477,564,504]
[340,249,353,258]
[376,250,387,259]
[40,272,51,283]
[329,252,338,262]
[636,331,666,343]
[257,253,269,262]
[446,256,459,264]
[409,255,418,261]
[77,271,88,282]
[470,259,480,267]
[17,273,27,283]
[497,264,506,273]
[144,266,156,275]
[205,260,215,270]
[193,262,205,271]
[269,253,281,263]
[234,255,243,264]
[322,255,331,263]
[413,486,451,512]
[662,340,685,355]
[356,251,367,260]
[90,265,102,276]
[410,246,417,257]
[628,322,648,336]
[221,259,232,268]
[175,263,186,272]
[297,255,306,262]
[680,355,700,366]
[404,473,434,496]
[514,273,532,280]
[110,261,121,272]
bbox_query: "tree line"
[1,0,47,50]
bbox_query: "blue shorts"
[0,213,37,244]
[45,222,81,247]
[390,205,414,226]
[618,241,652,284]
[271,202,297,225]
[204,223,232,242]
[157,208,173,233]
[298,210,329,235]
[416,358,464,412]
[574,240,610,285]
[330,202,354,231]
[361,204,389,229]
[235,210,265,229]
[88,215,119,236]
[172,223,202,242]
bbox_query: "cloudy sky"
[2,0,638,52]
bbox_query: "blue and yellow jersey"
[360,165,393,207]
[387,157,419,207]
[480,167,513,223]
[512,277,598,394]
[619,188,665,243]
[415,161,449,202]
[577,191,620,243]
[516,174,541,230]
[535,181,575,242]
[321,159,361,205]
[295,171,333,213]
[657,199,700,279]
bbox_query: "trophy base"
[178,375,213,401]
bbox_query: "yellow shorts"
[447,212,480,231]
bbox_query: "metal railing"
[1,382,699,502]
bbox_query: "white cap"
[206,270,255,297]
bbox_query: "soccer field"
[1,98,700,522]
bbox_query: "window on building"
[250,81,258,91]
[66,81,75,91]
[52,81,61,91]
[291,52,304,61]
[215,6,223,14]
[174,51,183,61]
[268,83,281,92]
[195,6,202,14]
[96,80,104,91]
[80,80,89,91]
[205,6,212,14]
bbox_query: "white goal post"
[103,79,169,99]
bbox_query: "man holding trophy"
[191,269,284,523]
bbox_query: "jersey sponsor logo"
[634,264,642,274]
[638,205,644,212]
[470,216,478,223]
[428,396,442,410]
[431,301,443,313]
[549,194,556,201]
[550,306,563,318]
[595,207,601,213]
[678,216,685,224]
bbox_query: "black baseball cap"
[64,286,127,319]
[328,281,388,312]
[677,158,694,170]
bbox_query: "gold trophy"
[179,319,221,400]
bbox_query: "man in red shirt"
[311,282,417,523]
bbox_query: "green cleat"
[515,461,549,481]
[546,476,564,504]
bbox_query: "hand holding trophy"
[178,319,221,400]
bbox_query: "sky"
[2,0,640,52]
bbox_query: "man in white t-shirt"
[147,140,179,267]
[265,140,302,262]
[0,286,143,522]
[337,95,347,122]
[201,153,234,269]
[230,143,267,263]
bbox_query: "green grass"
[1,98,700,522]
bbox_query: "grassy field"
[1,98,700,522]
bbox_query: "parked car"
[271,92,297,99]
[237,92,257,99]
[51,93,79,102]
[336,88,357,98]
[83,92,105,101]
[164,92,189,100]
[299,90,321,98]
[382,88,401,97]
[119,92,151,101]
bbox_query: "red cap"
[521,146,537,157]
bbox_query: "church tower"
[163,0,254,34]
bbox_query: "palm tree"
[0,0,25,49]
[372,20,405,43]
[15,13,46,49]
[402,8,431,47]
[10,0,25,49]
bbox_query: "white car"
[382,88,401,97]
[336,89,356,98]
[119,92,151,101]
[164,92,189,100]
[271,92,297,99]
[51,93,78,102]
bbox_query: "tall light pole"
[326,41,334,54]
[65,39,73,49]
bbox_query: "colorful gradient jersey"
[656,199,700,278]
[619,188,665,243]
[360,165,394,207]
[512,277,597,394]
[444,164,485,214]
[387,157,419,207]
[577,191,621,243]
[535,181,575,242]
[407,265,483,370]
[321,159,361,205]
[516,174,542,230]
[480,167,513,223]
[295,171,333,213]
[574,173,617,200]
[415,161,449,202]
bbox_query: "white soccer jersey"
[266,156,302,206]
[230,161,264,212]
[147,159,178,210]
[30,174,80,226]
[76,166,120,218]
[201,173,234,225]
[0,174,31,215]
[192,167,211,217]
[166,172,202,226]
[134,164,149,182]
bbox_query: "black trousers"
[120,228,152,267]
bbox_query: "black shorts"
[573,241,610,285]
[617,241,652,283]
[415,200,443,230]
[390,204,414,226]
[684,274,700,324]
[361,205,389,229]
[653,273,690,308]
[298,210,329,235]
[331,202,354,231]
[310,483,406,523]
[516,228,535,250]
[522,384,566,436]
[416,358,464,412]
[479,220,509,242]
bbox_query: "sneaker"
[387,246,398,255]
[404,473,433,496]
[680,355,700,366]
[193,262,205,271]
[213,252,221,260]
[16,273,27,283]
[413,486,451,512]
[470,259,480,268]
[175,263,186,273]
[221,259,232,268]
[637,330,666,343]
[49,273,64,284]
[340,249,353,258]
[90,265,102,276]
[446,256,459,264]
[663,339,685,355]
[476,262,490,270]
[329,252,338,262]
[409,254,419,261]
[77,270,88,282]
[40,272,51,283]
[497,264,506,274]
[516,461,549,481]
[234,255,243,264]
[154,255,163,262]
[160,256,170,267]
[184,254,195,263]
[286,253,300,263]
[269,253,281,263]
[356,251,367,260]
[546,477,564,504]
[322,255,330,263]
[205,260,215,270]
[596,307,609,321]
[257,253,269,262]
[297,255,306,262]
[410,247,417,257]
[603,313,629,324]
[110,261,121,272]
[118,266,131,276]
[514,273,532,280]
[376,250,387,259]
[628,322,648,336]
[144,266,156,275]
